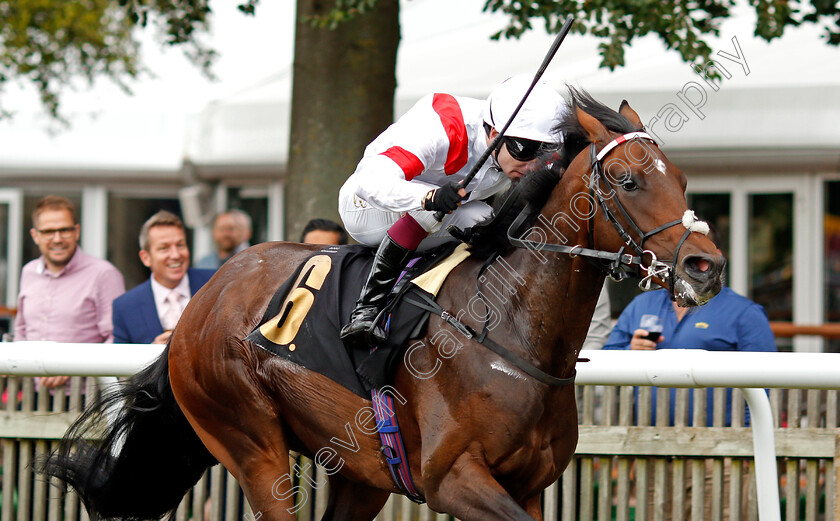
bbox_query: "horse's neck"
[498,177,606,378]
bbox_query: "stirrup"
[340,307,387,347]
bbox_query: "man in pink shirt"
[14,196,125,388]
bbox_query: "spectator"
[15,196,125,388]
[195,209,253,269]
[300,218,348,245]
[603,285,776,426]
[581,283,611,351]
[604,276,776,520]
[112,211,215,345]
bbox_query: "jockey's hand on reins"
[423,181,465,213]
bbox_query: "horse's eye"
[622,179,638,192]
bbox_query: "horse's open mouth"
[672,276,722,307]
[670,252,726,306]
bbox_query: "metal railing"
[0,342,838,520]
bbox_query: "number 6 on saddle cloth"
[245,242,465,397]
[245,242,473,503]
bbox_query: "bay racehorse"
[41,89,724,521]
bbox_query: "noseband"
[508,131,709,294]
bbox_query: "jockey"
[338,74,567,348]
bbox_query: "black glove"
[422,182,463,213]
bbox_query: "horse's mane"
[557,87,641,165]
[467,87,639,258]
[467,155,563,258]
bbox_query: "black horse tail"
[39,345,217,521]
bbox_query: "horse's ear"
[576,106,611,145]
[619,100,644,129]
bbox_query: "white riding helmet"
[483,74,566,143]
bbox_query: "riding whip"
[434,14,575,222]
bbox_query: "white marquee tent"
[0,0,837,177]
[0,0,837,351]
[183,0,840,175]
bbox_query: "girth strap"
[403,289,576,387]
[371,389,425,503]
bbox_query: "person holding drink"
[603,285,776,425]
[639,314,662,342]
[603,270,777,519]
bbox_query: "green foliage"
[0,0,138,121]
[123,0,218,79]
[483,0,839,72]
[790,0,840,45]
[236,0,259,16]
[1,0,837,121]
[0,0,219,123]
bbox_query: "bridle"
[508,131,708,294]
[412,130,711,387]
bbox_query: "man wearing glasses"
[14,196,125,388]
[338,74,566,348]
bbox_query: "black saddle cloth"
[244,243,458,397]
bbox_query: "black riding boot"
[340,234,413,348]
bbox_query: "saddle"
[244,242,469,397]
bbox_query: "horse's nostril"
[694,258,711,273]
[684,255,715,276]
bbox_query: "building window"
[0,204,9,314]
[825,181,840,353]
[687,193,731,284]
[748,193,793,324]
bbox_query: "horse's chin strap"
[637,210,708,296]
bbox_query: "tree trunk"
[285,0,400,242]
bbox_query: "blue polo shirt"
[603,287,777,426]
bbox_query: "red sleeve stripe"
[432,93,469,175]
[380,146,425,181]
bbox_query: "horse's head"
[560,89,725,306]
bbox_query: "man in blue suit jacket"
[113,211,216,344]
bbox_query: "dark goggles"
[502,135,558,162]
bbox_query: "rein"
[404,256,577,388]
[406,132,709,388]
[509,132,705,294]
[507,202,643,279]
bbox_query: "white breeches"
[338,192,494,250]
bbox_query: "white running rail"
[577,349,840,521]
[2,342,839,521]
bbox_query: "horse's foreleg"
[423,451,536,521]
[320,473,390,521]
[523,493,544,521]
[234,448,300,521]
